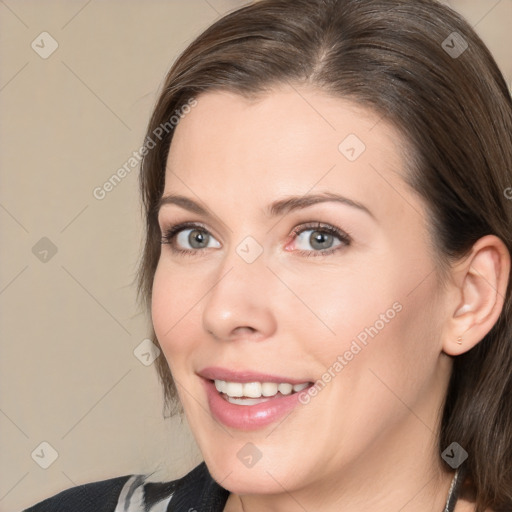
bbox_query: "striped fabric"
[113,462,230,511]
[113,475,174,512]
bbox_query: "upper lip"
[198,366,312,385]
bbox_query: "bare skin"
[151,85,509,512]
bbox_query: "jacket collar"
[167,461,230,511]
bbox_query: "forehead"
[164,86,419,220]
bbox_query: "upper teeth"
[214,380,309,398]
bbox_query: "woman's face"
[152,86,453,495]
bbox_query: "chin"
[214,468,291,496]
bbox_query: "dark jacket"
[23,461,230,512]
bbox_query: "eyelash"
[160,221,351,258]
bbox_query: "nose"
[201,251,278,343]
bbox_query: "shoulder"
[22,475,140,512]
[21,462,228,512]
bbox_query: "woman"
[24,0,512,511]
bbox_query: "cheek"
[309,249,441,379]
[310,280,443,448]
[335,271,443,407]
[288,260,401,353]
[151,262,202,366]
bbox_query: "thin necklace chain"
[237,469,460,512]
[443,469,460,512]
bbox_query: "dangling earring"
[456,336,462,345]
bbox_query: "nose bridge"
[201,236,277,342]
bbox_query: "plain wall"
[0,1,511,511]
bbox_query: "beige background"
[0,1,511,511]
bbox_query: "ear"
[442,234,510,356]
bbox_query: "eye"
[160,221,351,258]
[289,222,351,257]
[160,222,221,256]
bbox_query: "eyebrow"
[157,192,374,220]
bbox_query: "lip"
[200,376,312,430]
[198,366,311,385]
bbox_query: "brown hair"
[136,0,512,509]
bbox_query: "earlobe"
[442,235,510,357]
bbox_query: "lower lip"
[202,378,310,430]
